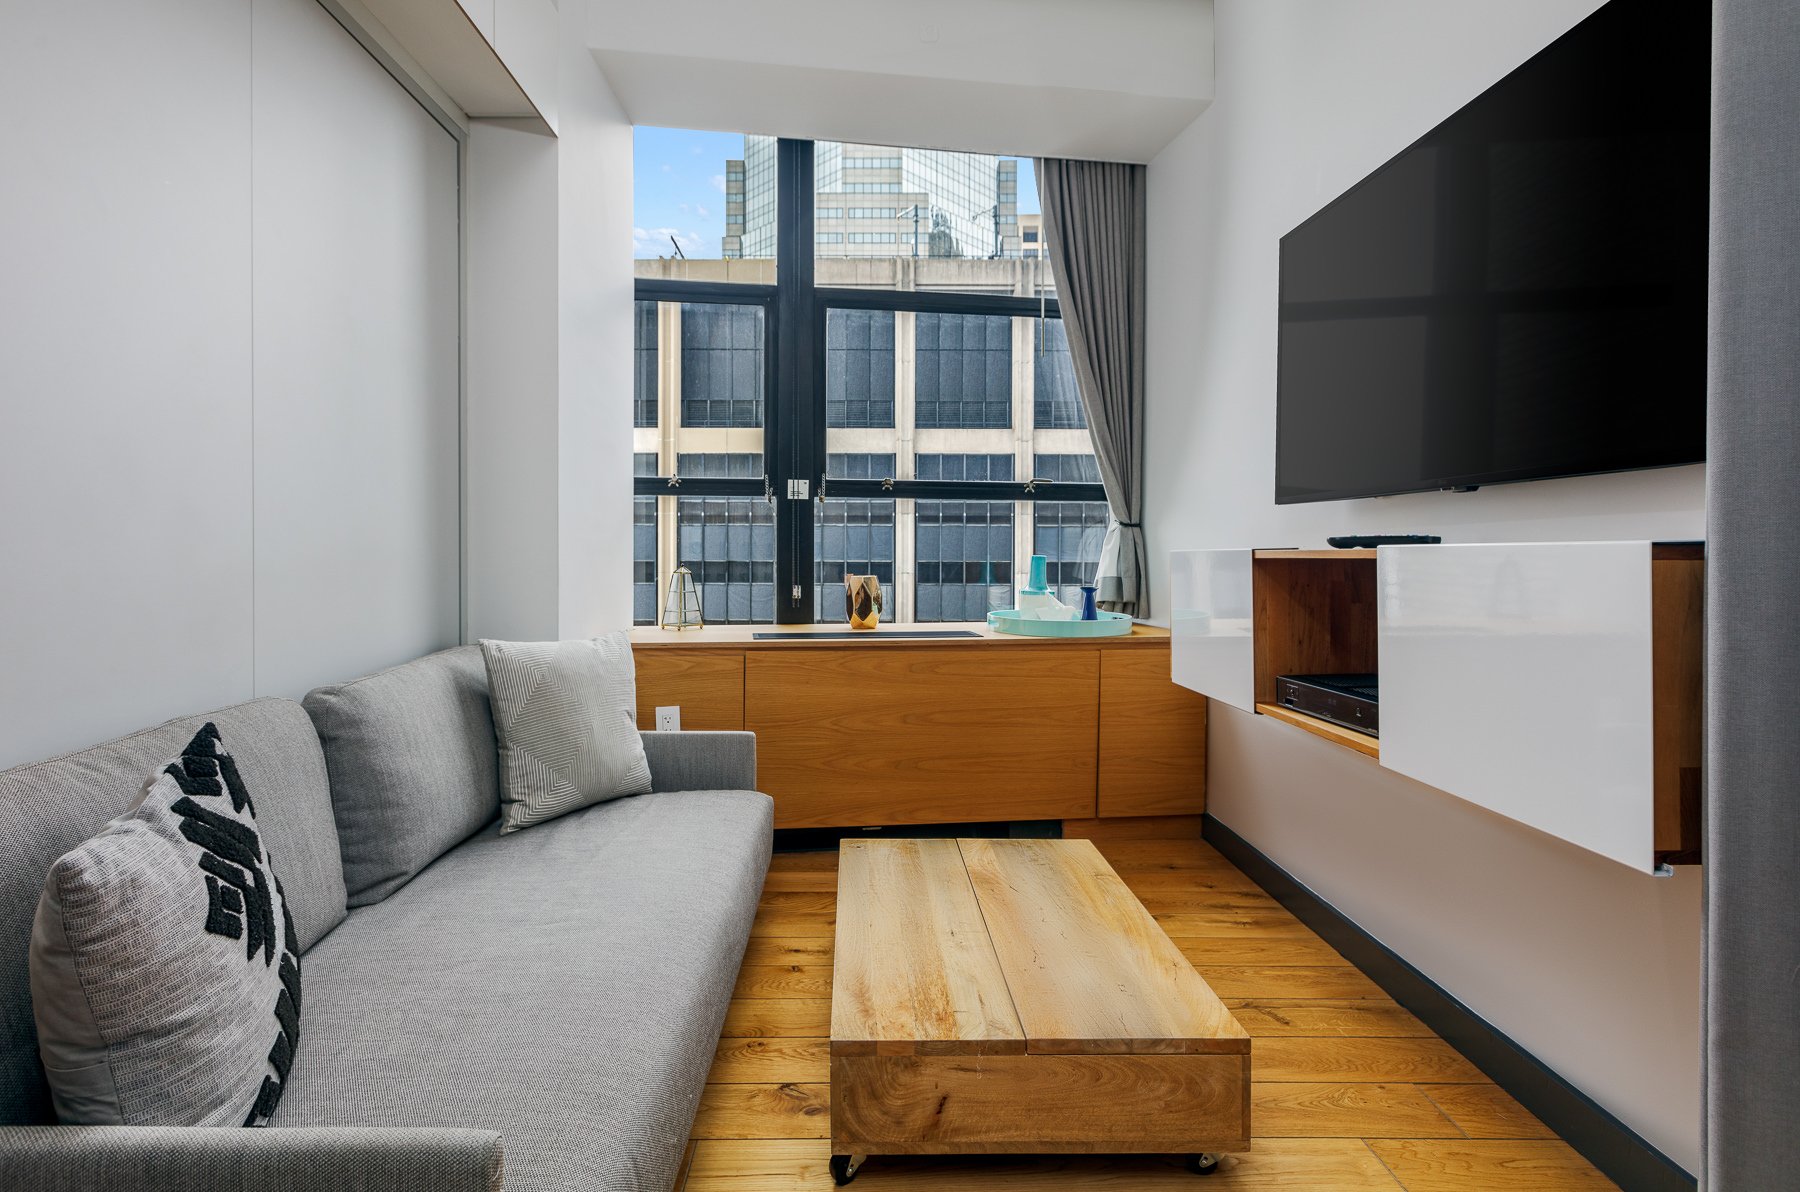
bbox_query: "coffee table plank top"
[958,838,1251,1056]
[831,838,1026,1057]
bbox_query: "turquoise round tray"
[987,609,1134,638]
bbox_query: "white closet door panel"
[1378,542,1657,871]
[251,0,461,697]
[1170,549,1256,711]
[0,1,253,769]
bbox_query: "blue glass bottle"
[1079,585,1099,621]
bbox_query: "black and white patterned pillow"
[29,723,301,1126]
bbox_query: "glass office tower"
[725,140,1018,260]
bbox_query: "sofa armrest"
[640,730,757,792]
[0,1125,503,1192]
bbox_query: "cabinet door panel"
[746,648,1100,829]
[1099,650,1207,818]
[633,649,745,731]
[1378,542,1657,871]
[1171,549,1256,711]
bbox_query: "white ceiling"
[586,0,1214,162]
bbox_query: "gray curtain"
[1706,0,1800,1187]
[1036,158,1149,617]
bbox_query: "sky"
[632,126,1041,260]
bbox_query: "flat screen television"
[1275,0,1710,505]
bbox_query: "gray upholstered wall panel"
[1705,0,1800,1186]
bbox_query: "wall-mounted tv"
[1275,0,1709,505]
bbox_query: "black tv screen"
[1275,0,1710,505]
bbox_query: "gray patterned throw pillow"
[481,633,652,833]
[28,724,301,1126]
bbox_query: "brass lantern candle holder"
[660,566,704,631]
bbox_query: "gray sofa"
[0,646,774,1191]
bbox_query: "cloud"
[633,226,706,258]
[697,204,710,218]
[679,202,691,214]
[660,162,672,173]
[691,144,704,156]
[709,174,726,193]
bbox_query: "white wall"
[465,118,563,642]
[0,0,255,771]
[464,0,637,642]
[555,0,638,639]
[1145,0,1702,1170]
[252,0,462,697]
[0,0,462,770]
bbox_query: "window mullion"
[772,138,817,624]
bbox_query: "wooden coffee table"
[828,838,1251,1183]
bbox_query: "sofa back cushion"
[303,646,499,907]
[0,698,344,1126]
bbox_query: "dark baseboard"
[1201,814,1695,1192]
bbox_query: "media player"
[1274,673,1379,738]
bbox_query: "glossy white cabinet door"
[1378,542,1658,872]
[1170,549,1256,711]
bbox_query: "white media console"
[1170,542,1703,874]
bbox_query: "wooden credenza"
[630,624,1206,830]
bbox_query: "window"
[1031,454,1107,604]
[1023,229,1039,243]
[680,303,764,428]
[815,453,896,622]
[636,129,775,270]
[826,309,895,428]
[634,131,1100,624]
[916,314,1012,429]
[633,300,658,428]
[633,453,659,625]
[916,497,1014,621]
[677,496,775,623]
[1033,318,1086,429]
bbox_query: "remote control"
[1326,534,1442,549]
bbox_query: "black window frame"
[633,138,1106,623]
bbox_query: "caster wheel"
[829,1155,863,1185]
[1185,1153,1221,1176]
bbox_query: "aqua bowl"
[987,609,1135,638]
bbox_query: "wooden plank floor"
[684,836,1616,1191]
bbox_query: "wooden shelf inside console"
[1255,702,1380,758]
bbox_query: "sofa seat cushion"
[271,788,774,1192]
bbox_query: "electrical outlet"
[655,705,681,733]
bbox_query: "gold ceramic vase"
[845,574,882,630]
